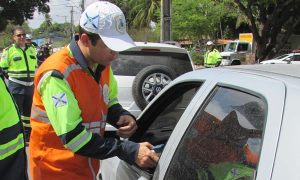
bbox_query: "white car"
[111,42,194,117]
[101,64,300,180]
[260,53,300,64]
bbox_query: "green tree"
[114,0,160,41]
[230,0,300,60]
[0,0,50,31]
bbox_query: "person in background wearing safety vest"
[25,34,38,47]
[204,41,222,68]
[29,2,159,180]
[0,68,28,180]
[0,26,37,144]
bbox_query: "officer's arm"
[0,49,9,70]
[106,67,136,128]
[39,72,138,164]
[0,50,10,78]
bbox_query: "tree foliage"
[230,0,300,60]
[0,0,50,31]
[172,0,229,41]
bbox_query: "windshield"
[224,42,237,52]
[274,54,289,60]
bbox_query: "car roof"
[226,64,300,78]
[126,42,188,53]
[176,64,300,87]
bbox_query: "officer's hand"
[116,115,137,138]
[135,142,159,168]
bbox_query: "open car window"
[164,86,267,180]
[130,82,202,170]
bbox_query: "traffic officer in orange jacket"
[29,2,159,180]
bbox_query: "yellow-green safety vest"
[0,75,27,179]
[0,44,37,79]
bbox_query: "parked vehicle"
[260,53,300,64]
[220,40,253,66]
[111,42,194,117]
[102,64,300,180]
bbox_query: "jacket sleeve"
[106,67,136,127]
[0,49,10,69]
[39,73,139,164]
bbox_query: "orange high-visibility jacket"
[29,46,109,180]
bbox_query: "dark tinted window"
[237,43,249,51]
[165,86,266,180]
[131,82,202,146]
[293,55,300,61]
[111,51,192,76]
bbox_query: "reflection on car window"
[137,83,201,147]
[294,55,300,61]
[165,86,266,180]
[274,54,288,59]
[111,51,192,76]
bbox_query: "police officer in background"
[25,34,38,47]
[0,68,28,179]
[204,41,222,68]
[0,26,38,144]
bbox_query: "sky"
[28,0,98,29]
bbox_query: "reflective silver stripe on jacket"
[37,71,54,93]
[66,131,91,152]
[82,121,106,134]
[8,77,33,86]
[37,64,82,94]
[0,134,24,160]
[63,64,82,79]
[31,105,50,123]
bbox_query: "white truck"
[220,33,255,66]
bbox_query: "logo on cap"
[83,12,99,30]
[114,15,126,34]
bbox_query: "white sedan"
[102,64,300,180]
[260,53,300,64]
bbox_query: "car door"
[152,70,286,180]
[108,81,204,180]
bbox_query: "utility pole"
[81,0,85,12]
[160,0,171,42]
[67,6,75,39]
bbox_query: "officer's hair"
[78,26,100,46]
[12,26,25,35]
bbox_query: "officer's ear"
[79,33,90,47]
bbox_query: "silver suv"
[111,42,194,117]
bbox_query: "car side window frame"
[130,82,203,144]
[163,85,267,180]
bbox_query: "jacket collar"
[69,38,89,69]
[69,38,106,72]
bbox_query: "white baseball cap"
[79,1,135,52]
[206,41,214,46]
[26,34,32,40]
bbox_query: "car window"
[225,42,237,52]
[274,54,288,59]
[111,51,193,76]
[164,86,266,180]
[237,43,249,51]
[293,55,300,61]
[130,82,202,149]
